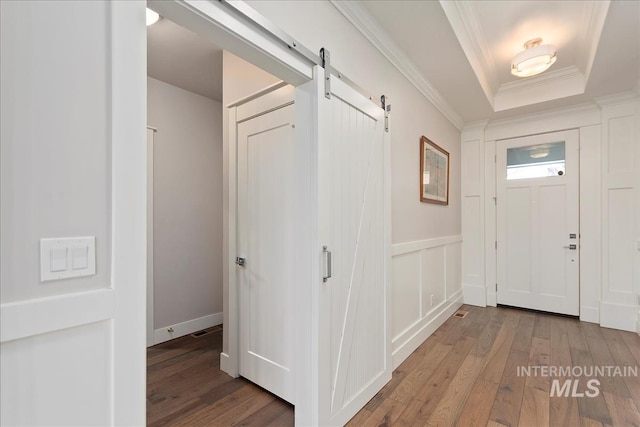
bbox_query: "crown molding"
[594,91,640,107]
[439,0,496,107]
[462,120,489,141]
[439,0,610,114]
[485,102,601,141]
[488,102,600,129]
[330,0,465,130]
[497,65,583,93]
[494,66,585,111]
[578,0,611,80]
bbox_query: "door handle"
[323,246,332,282]
[563,244,577,250]
[235,257,246,266]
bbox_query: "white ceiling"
[147,1,640,126]
[147,17,222,101]
[340,0,640,125]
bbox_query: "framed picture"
[420,136,449,205]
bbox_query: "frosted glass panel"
[507,141,565,180]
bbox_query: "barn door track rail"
[221,0,388,113]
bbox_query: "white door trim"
[111,1,147,424]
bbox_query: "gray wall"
[148,77,223,329]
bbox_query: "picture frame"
[420,135,449,205]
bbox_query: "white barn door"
[317,74,391,426]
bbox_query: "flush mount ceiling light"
[146,8,160,26]
[511,38,557,78]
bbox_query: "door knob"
[563,244,577,250]
[235,257,246,266]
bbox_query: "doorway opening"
[144,2,392,425]
[145,8,297,422]
[146,14,227,347]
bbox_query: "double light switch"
[40,237,96,282]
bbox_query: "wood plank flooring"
[147,306,640,426]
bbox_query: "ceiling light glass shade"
[146,8,160,26]
[511,40,557,78]
[529,148,549,159]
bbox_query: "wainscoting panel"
[391,235,463,368]
[392,252,421,341]
[600,101,640,332]
[1,297,114,426]
[421,246,445,314]
[462,135,486,308]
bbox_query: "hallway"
[147,306,640,426]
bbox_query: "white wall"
[1,1,111,304]
[1,1,146,425]
[461,96,640,332]
[148,77,223,343]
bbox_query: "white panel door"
[237,103,295,403]
[317,75,391,426]
[497,130,579,315]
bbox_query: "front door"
[237,99,295,404]
[496,129,579,315]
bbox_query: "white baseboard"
[391,290,463,369]
[153,312,223,345]
[580,306,599,324]
[463,284,486,307]
[600,302,638,332]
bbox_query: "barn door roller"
[320,47,331,99]
[381,95,391,132]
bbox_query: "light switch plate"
[40,237,96,282]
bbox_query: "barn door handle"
[323,246,332,282]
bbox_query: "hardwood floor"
[147,306,640,426]
[147,325,294,427]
